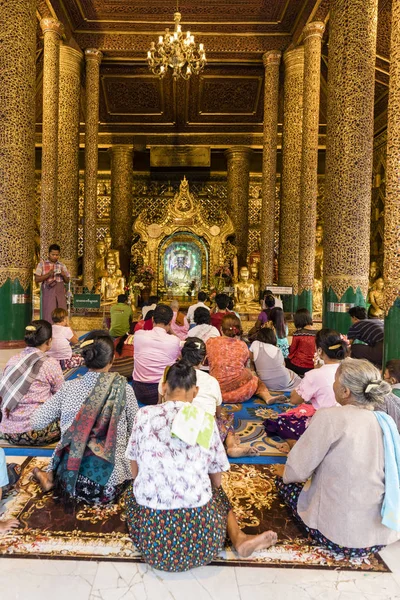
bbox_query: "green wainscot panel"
[0,278,32,342]
[323,287,366,334]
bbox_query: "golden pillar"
[110,145,133,277]
[260,51,281,289]
[57,45,83,277]
[83,48,102,291]
[298,22,325,313]
[225,147,253,270]
[0,0,36,341]
[279,47,304,302]
[383,0,400,362]
[40,18,64,258]
[323,0,378,331]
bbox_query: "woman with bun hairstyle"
[265,329,348,452]
[206,314,286,404]
[31,330,138,504]
[159,338,258,458]
[289,328,348,409]
[0,320,63,445]
[274,358,400,557]
[125,360,277,572]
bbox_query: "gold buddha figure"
[368,277,385,318]
[234,266,258,310]
[104,234,121,273]
[249,262,260,302]
[314,224,324,281]
[95,241,108,282]
[100,260,126,303]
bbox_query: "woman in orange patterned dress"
[206,315,286,404]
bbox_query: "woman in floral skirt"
[125,361,277,571]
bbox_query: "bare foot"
[267,438,291,454]
[0,518,20,534]
[32,467,55,492]
[227,445,259,458]
[264,394,288,405]
[235,530,278,558]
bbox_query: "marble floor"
[1,349,400,599]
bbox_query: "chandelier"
[147,11,206,80]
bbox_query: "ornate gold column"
[57,45,83,277]
[279,47,304,306]
[260,51,281,290]
[0,0,36,342]
[110,145,133,277]
[225,147,253,270]
[83,48,102,290]
[383,0,400,362]
[323,0,378,331]
[298,22,325,313]
[40,18,64,258]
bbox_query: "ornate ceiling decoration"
[34,0,392,143]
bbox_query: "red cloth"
[288,334,316,369]
[143,319,153,331]
[210,310,231,334]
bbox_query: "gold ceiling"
[35,0,392,146]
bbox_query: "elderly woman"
[206,314,286,404]
[0,320,63,446]
[274,357,400,557]
[125,360,277,572]
[31,331,138,504]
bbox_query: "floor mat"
[224,398,291,464]
[0,458,389,572]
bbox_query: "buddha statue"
[169,254,191,293]
[103,234,121,273]
[368,277,385,318]
[312,278,323,316]
[249,262,260,302]
[100,261,126,303]
[234,266,259,310]
[95,241,108,282]
[314,224,324,281]
[369,261,381,288]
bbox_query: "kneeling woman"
[32,331,138,504]
[274,358,400,557]
[125,361,277,572]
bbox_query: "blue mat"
[223,396,291,465]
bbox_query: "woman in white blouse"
[125,361,277,572]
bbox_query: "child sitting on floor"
[0,449,20,534]
[47,308,82,370]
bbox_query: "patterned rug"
[224,398,291,464]
[0,458,388,571]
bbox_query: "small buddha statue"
[314,224,324,281]
[368,277,385,318]
[369,261,381,289]
[249,262,260,301]
[234,266,259,310]
[100,261,126,303]
[312,278,323,316]
[103,234,121,273]
[95,241,108,282]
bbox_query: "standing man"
[35,244,70,323]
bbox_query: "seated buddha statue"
[234,266,259,311]
[170,255,191,293]
[100,260,126,304]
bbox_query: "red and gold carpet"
[0,458,389,572]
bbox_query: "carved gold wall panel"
[261,50,281,289]
[298,22,325,295]
[383,0,400,311]
[83,48,102,290]
[110,146,133,274]
[0,0,36,289]
[279,47,304,293]
[324,0,378,300]
[225,147,252,269]
[40,18,63,259]
[58,45,83,277]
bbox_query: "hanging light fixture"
[147,7,206,80]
